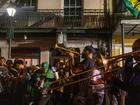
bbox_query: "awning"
[114,19,140,35]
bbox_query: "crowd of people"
[0,39,139,105]
[0,57,55,105]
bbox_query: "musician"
[107,61,122,105]
[91,56,105,105]
[71,45,96,105]
[113,39,140,105]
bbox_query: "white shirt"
[92,69,105,94]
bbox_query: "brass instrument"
[102,50,140,65]
[48,50,140,91]
[110,50,140,60]
[55,44,80,56]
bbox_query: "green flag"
[123,0,140,17]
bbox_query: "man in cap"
[72,45,96,105]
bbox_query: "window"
[64,0,82,16]
[16,0,37,7]
[64,0,69,6]
[70,0,76,6]
[26,0,36,6]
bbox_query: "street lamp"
[7,1,16,59]
[7,7,16,17]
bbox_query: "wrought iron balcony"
[0,9,111,30]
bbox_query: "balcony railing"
[0,9,111,29]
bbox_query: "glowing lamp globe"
[7,7,16,17]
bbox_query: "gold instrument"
[48,49,140,91]
[55,44,80,56]
[102,50,140,65]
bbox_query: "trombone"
[48,50,140,91]
[55,44,81,56]
[101,50,140,65]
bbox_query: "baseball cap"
[83,45,95,54]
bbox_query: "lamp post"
[7,2,16,59]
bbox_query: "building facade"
[0,0,119,65]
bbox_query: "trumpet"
[55,44,80,56]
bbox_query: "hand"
[69,52,75,58]
[18,75,24,80]
[41,88,48,95]
[104,72,113,81]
